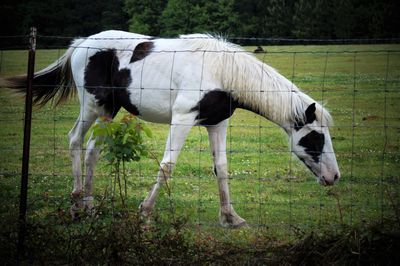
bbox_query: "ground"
[0,44,399,264]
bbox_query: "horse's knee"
[214,163,228,177]
[158,162,174,180]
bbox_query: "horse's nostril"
[334,174,339,181]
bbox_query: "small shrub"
[92,114,152,208]
[92,114,152,165]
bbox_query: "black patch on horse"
[84,49,139,117]
[190,90,240,126]
[298,130,325,163]
[130,42,154,63]
[191,90,261,126]
[294,103,317,131]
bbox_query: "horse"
[1,30,340,228]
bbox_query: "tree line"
[0,0,399,47]
[125,0,399,39]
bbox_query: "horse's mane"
[179,34,333,128]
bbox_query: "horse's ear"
[305,103,316,123]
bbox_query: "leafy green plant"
[92,114,152,208]
[91,114,182,226]
[92,114,152,164]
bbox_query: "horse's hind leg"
[207,120,246,228]
[68,108,98,219]
[82,132,100,213]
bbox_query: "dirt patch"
[362,115,382,121]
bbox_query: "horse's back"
[70,30,150,59]
[89,30,148,39]
[68,31,224,124]
[69,30,150,94]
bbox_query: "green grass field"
[0,44,399,263]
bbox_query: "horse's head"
[289,103,340,186]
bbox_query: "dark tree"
[124,0,167,36]
[193,0,238,35]
[159,0,199,36]
[0,0,128,47]
[266,0,296,38]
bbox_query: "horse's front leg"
[139,114,194,220]
[207,120,247,228]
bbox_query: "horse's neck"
[225,58,306,129]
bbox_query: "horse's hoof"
[139,203,152,224]
[220,219,248,229]
[70,194,83,220]
[83,196,94,215]
[219,210,247,229]
[231,220,248,229]
[70,204,82,221]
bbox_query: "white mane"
[179,34,333,127]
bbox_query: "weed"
[92,114,152,209]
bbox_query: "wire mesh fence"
[0,32,399,250]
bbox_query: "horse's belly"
[128,89,174,124]
[138,106,172,124]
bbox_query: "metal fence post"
[17,27,36,259]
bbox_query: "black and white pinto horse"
[2,30,340,227]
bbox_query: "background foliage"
[1,0,399,45]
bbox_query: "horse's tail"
[0,38,85,107]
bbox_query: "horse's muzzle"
[319,173,340,186]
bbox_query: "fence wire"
[0,34,399,243]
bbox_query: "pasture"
[0,44,399,264]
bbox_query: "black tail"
[0,39,81,107]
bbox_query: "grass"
[0,44,399,264]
